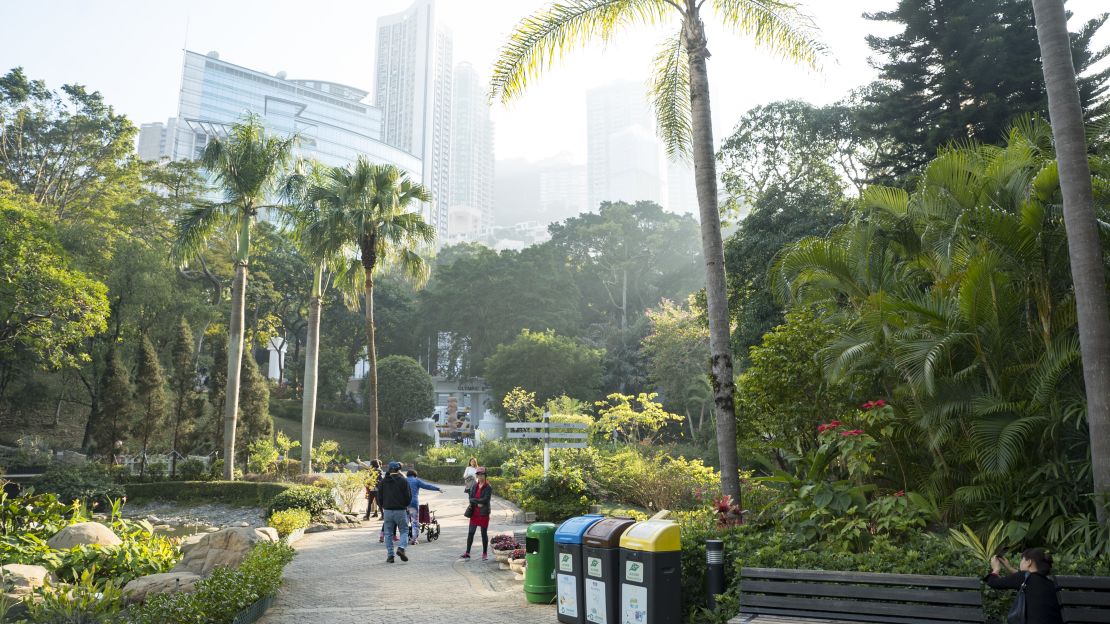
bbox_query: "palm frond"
[710,0,826,70]
[171,201,233,265]
[490,0,669,103]
[650,29,692,159]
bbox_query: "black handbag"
[463,503,474,519]
[1007,573,1029,624]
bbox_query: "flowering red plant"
[816,420,842,433]
[714,495,743,528]
[861,399,887,410]
[840,429,865,437]
[893,490,905,497]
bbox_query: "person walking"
[463,457,479,494]
[405,469,442,544]
[985,548,1062,624]
[363,459,383,520]
[461,467,493,561]
[378,461,412,563]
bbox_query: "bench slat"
[1061,591,1110,607]
[740,595,984,622]
[1061,607,1110,624]
[1059,577,1110,591]
[739,605,981,624]
[742,568,980,590]
[741,580,982,606]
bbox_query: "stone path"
[258,484,556,624]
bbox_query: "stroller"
[415,503,440,542]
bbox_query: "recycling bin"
[619,519,681,624]
[555,515,604,623]
[582,517,636,624]
[524,522,557,604]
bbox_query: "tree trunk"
[1033,0,1110,523]
[301,265,324,474]
[362,242,381,460]
[684,14,742,505]
[223,220,251,481]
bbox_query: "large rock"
[0,564,50,598]
[319,509,350,524]
[172,527,277,576]
[46,522,121,549]
[122,571,201,603]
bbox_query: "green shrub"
[124,481,293,508]
[520,466,593,521]
[24,568,125,624]
[415,464,503,485]
[267,485,334,517]
[176,458,209,481]
[129,541,296,624]
[32,463,124,508]
[268,508,311,538]
[270,399,372,431]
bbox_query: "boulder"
[172,527,277,576]
[0,564,50,598]
[122,571,201,603]
[46,522,121,549]
[319,509,349,524]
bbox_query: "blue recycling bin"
[555,514,604,624]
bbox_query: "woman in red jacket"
[460,467,493,561]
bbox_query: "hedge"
[270,399,370,431]
[414,464,503,485]
[124,481,295,508]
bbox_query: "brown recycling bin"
[580,518,636,624]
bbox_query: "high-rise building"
[136,119,178,161]
[586,82,668,212]
[163,50,420,177]
[375,0,453,241]
[667,159,699,215]
[447,62,494,244]
[538,155,587,223]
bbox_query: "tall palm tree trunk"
[362,243,381,460]
[1033,0,1110,523]
[683,13,741,505]
[223,222,251,481]
[301,265,324,474]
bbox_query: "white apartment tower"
[375,0,454,241]
[448,62,494,243]
[586,82,668,212]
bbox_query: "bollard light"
[706,539,725,609]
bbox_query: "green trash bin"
[582,517,636,624]
[619,519,681,624]
[524,522,557,604]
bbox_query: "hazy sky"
[1,1,1107,165]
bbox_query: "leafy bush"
[124,481,293,508]
[520,466,593,521]
[24,568,125,624]
[129,541,295,624]
[32,464,124,508]
[268,508,311,538]
[247,437,280,474]
[0,490,76,537]
[415,464,502,485]
[176,458,208,481]
[591,450,718,511]
[268,485,334,517]
[330,471,371,514]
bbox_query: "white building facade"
[375,0,454,242]
[586,82,668,212]
[447,62,494,244]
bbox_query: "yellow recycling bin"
[618,519,681,624]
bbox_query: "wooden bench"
[731,567,985,624]
[1057,574,1110,624]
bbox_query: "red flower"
[862,401,874,410]
[829,420,842,426]
[875,399,886,408]
[840,429,865,436]
[893,490,905,497]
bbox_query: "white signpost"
[505,416,588,476]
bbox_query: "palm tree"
[490,0,824,502]
[1031,0,1110,524]
[173,116,295,480]
[306,158,434,459]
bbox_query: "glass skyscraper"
[163,50,421,179]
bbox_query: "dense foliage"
[267,485,334,517]
[484,330,604,407]
[375,355,434,440]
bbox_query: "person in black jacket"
[378,461,412,563]
[985,547,1062,624]
[460,467,493,560]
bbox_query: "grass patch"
[272,416,428,462]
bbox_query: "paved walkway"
[258,484,555,624]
